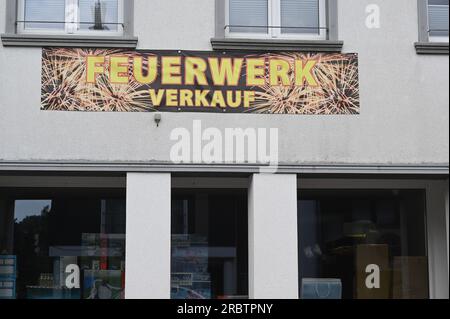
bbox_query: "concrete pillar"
[125,173,171,299]
[248,174,298,299]
[445,181,449,284]
[426,181,449,299]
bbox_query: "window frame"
[225,0,327,40]
[2,0,137,47]
[415,0,449,54]
[16,0,125,37]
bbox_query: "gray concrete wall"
[0,0,448,166]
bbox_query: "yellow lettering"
[110,56,129,84]
[270,59,290,86]
[180,89,194,107]
[195,90,210,107]
[246,59,265,86]
[295,60,318,86]
[166,89,178,106]
[149,89,165,106]
[86,56,105,83]
[227,91,241,108]
[133,56,158,84]
[243,91,255,107]
[211,91,226,108]
[185,57,208,86]
[209,58,243,86]
[162,57,182,85]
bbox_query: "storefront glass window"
[0,188,126,299]
[298,190,429,299]
[171,190,248,299]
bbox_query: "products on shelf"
[0,255,16,299]
[0,279,15,299]
[0,255,16,278]
[38,273,54,288]
[22,233,126,299]
[171,234,211,299]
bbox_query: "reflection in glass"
[298,190,429,299]
[171,191,248,299]
[79,0,119,31]
[0,192,126,299]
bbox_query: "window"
[226,0,327,40]
[427,0,449,42]
[17,0,124,35]
[297,190,429,299]
[298,190,429,299]
[0,188,126,299]
[171,190,248,299]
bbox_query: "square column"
[125,173,171,299]
[248,174,298,299]
[426,181,449,299]
[446,182,449,283]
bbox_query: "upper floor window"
[226,0,327,40]
[427,0,449,42]
[17,0,124,36]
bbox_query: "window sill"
[414,42,449,55]
[211,38,344,52]
[1,33,138,48]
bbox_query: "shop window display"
[0,188,126,299]
[171,190,248,299]
[298,189,429,299]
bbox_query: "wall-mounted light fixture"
[154,113,162,127]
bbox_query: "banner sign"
[41,48,359,114]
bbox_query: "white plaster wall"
[125,172,171,299]
[248,174,298,298]
[0,0,448,165]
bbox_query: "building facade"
[0,0,448,299]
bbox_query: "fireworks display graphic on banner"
[41,48,359,114]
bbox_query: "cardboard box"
[355,244,390,299]
[392,256,428,299]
